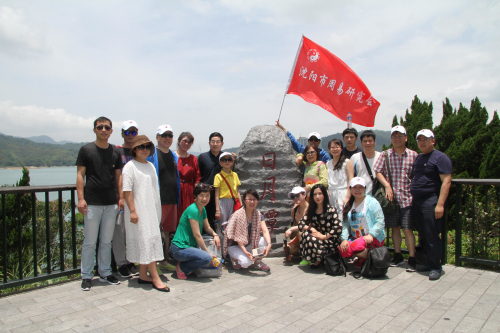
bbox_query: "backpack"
[355,246,392,279]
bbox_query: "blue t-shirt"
[410,150,452,198]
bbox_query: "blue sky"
[0,1,499,151]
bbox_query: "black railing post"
[455,184,462,266]
[45,192,51,274]
[442,200,448,265]
[2,194,7,283]
[71,190,77,269]
[32,193,38,276]
[472,185,476,258]
[17,194,23,280]
[58,191,64,271]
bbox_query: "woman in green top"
[299,144,328,195]
[170,183,220,280]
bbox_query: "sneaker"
[99,275,120,285]
[127,263,139,276]
[406,257,417,272]
[81,279,92,291]
[176,262,187,280]
[429,269,442,281]
[230,258,241,269]
[299,260,310,266]
[158,262,176,271]
[253,260,270,271]
[118,265,133,278]
[390,253,405,267]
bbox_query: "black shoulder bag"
[373,151,396,215]
[361,152,380,196]
[324,250,347,277]
[354,246,392,279]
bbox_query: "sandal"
[253,260,270,271]
[231,258,241,269]
[176,262,187,280]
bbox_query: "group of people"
[277,122,452,281]
[76,116,452,293]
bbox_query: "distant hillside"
[25,135,77,145]
[0,134,87,167]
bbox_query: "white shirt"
[350,151,381,195]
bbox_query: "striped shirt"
[373,148,418,208]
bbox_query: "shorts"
[339,237,384,258]
[385,205,413,229]
[161,204,178,233]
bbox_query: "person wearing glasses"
[170,183,221,280]
[214,152,242,226]
[298,184,342,268]
[77,117,123,291]
[339,177,385,268]
[223,189,272,271]
[113,120,141,279]
[283,187,309,263]
[298,145,328,195]
[122,135,169,292]
[175,132,201,223]
[147,124,181,271]
[326,139,354,213]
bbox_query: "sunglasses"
[160,133,173,138]
[96,125,112,131]
[136,144,152,150]
[124,130,138,136]
[309,138,320,142]
[196,183,213,189]
[306,151,317,155]
[290,193,302,200]
[220,158,233,163]
[351,209,356,221]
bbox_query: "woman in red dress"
[175,132,201,222]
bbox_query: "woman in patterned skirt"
[298,184,342,268]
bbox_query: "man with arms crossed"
[350,130,381,195]
[77,117,123,291]
[373,125,418,272]
[113,120,140,278]
[411,129,452,280]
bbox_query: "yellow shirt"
[214,170,241,199]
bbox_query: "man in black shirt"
[146,124,180,270]
[113,120,140,278]
[342,127,363,159]
[76,116,123,291]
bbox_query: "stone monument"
[234,125,302,256]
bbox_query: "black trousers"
[205,188,217,230]
[412,195,442,270]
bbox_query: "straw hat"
[131,135,155,157]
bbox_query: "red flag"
[286,36,380,127]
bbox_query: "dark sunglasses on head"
[96,125,112,131]
[196,183,213,189]
[136,144,152,150]
[124,130,138,136]
[160,133,173,138]
[351,209,356,221]
[290,193,302,200]
[220,158,233,162]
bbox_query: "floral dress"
[298,205,342,263]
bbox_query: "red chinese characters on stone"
[260,176,276,203]
[262,152,276,170]
[264,209,279,236]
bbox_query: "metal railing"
[0,185,79,290]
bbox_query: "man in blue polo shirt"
[410,129,452,281]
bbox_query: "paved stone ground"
[0,259,499,333]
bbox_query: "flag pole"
[278,35,304,122]
[277,93,286,122]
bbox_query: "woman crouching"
[339,177,386,268]
[298,184,342,268]
[224,189,272,271]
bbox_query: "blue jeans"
[81,204,118,279]
[170,243,212,274]
[412,195,442,270]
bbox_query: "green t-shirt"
[172,203,207,249]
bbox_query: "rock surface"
[234,125,302,256]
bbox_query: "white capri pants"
[227,237,267,268]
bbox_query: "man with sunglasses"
[112,120,140,279]
[275,121,331,163]
[76,117,124,291]
[147,124,181,270]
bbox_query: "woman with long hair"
[339,177,386,268]
[298,184,342,268]
[326,139,354,212]
[223,189,272,271]
[300,144,328,194]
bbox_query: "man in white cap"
[410,129,452,280]
[113,120,140,278]
[276,121,331,163]
[147,124,180,271]
[342,127,362,159]
[373,125,418,272]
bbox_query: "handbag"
[324,250,347,277]
[355,246,392,279]
[374,151,396,215]
[219,172,242,211]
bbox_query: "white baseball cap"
[391,125,406,135]
[156,124,173,135]
[122,120,138,131]
[308,132,322,140]
[219,152,233,161]
[416,129,434,139]
[288,186,306,199]
[350,177,366,188]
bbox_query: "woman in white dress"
[123,135,169,292]
[326,139,354,213]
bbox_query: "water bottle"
[347,112,352,129]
